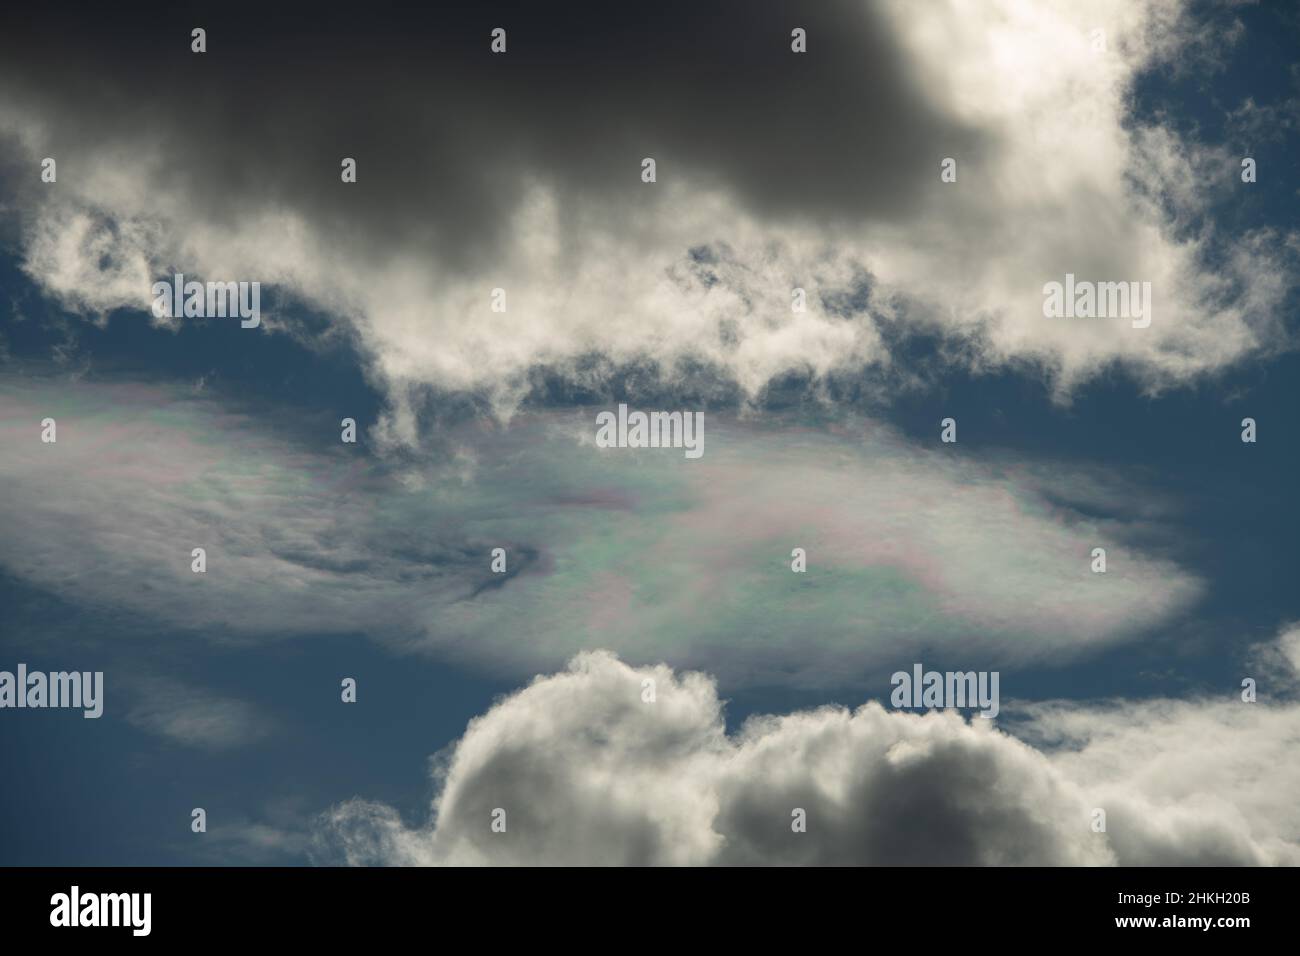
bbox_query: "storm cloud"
[1,0,1293,419]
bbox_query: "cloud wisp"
[0,379,1202,687]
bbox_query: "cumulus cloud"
[0,378,1202,686]
[1019,702,1300,865]
[315,626,1300,866]
[0,0,1293,421]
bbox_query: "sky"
[1,0,1299,866]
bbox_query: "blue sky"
[2,0,1300,866]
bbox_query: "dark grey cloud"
[0,0,986,269]
[3,0,1289,408]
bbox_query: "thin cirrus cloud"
[314,624,1300,866]
[0,378,1201,687]
[0,0,1292,425]
[123,675,271,751]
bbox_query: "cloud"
[1019,624,1300,865]
[123,676,271,750]
[316,650,1110,866]
[1250,622,1300,688]
[315,626,1300,866]
[0,1,983,259]
[0,378,1202,686]
[0,0,1293,421]
[185,799,316,864]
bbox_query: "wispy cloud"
[0,379,1202,687]
[124,675,271,750]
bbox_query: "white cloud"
[1022,698,1300,865]
[317,649,1110,866]
[0,379,1202,686]
[316,626,1300,866]
[312,629,1300,868]
[0,0,1292,420]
